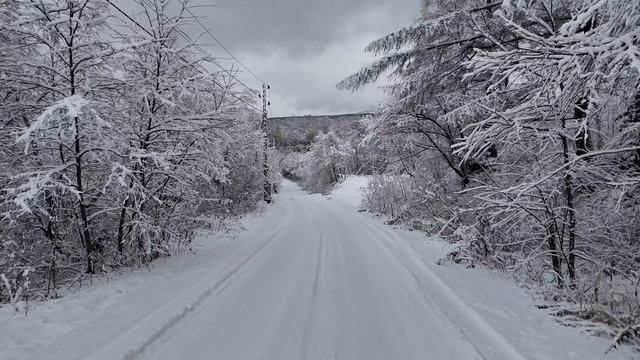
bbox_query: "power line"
[185,7,269,85]
[105,0,261,112]
[170,22,258,94]
[135,0,260,96]
[105,0,153,37]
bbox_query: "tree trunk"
[560,119,577,283]
[575,97,591,157]
[116,204,128,254]
[632,89,640,167]
[74,117,95,274]
[547,222,564,287]
[116,175,138,254]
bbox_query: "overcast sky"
[184,0,419,117]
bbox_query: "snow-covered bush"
[301,132,355,193]
[280,151,307,180]
[364,175,410,222]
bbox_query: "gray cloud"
[191,0,419,116]
[197,0,418,58]
[119,0,419,116]
[243,35,390,116]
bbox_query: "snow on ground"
[0,214,269,360]
[0,180,636,360]
[327,175,370,208]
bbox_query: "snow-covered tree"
[0,0,265,301]
[456,0,640,292]
[107,0,237,261]
[339,0,507,188]
[1,0,126,277]
[343,0,640,337]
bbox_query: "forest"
[282,0,640,344]
[0,0,271,302]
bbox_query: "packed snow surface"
[0,180,635,360]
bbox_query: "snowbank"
[328,175,370,208]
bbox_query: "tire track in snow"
[86,223,285,360]
[324,200,529,360]
[126,225,283,360]
[298,230,324,360]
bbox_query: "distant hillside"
[269,113,372,150]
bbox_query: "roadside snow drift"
[328,175,370,208]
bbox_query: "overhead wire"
[167,19,258,94]
[105,0,262,112]
[136,0,259,92]
[184,7,268,85]
[133,0,262,94]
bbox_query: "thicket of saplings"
[0,0,267,305]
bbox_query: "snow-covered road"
[1,180,634,360]
[135,181,521,360]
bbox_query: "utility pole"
[261,83,272,203]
